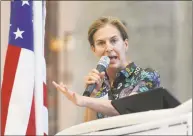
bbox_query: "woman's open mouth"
[109,56,118,64]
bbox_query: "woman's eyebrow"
[110,35,118,39]
[96,35,118,43]
[96,39,104,43]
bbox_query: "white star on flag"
[22,1,29,6]
[13,27,25,39]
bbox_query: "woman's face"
[92,24,128,70]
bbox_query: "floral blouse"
[95,62,161,119]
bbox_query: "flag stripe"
[4,49,34,135]
[43,82,48,134]
[26,93,36,135]
[33,1,47,135]
[43,106,48,134]
[43,83,47,107]
[1,45,21,135]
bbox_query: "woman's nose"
[105,42,113,53]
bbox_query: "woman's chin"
[108,63,118,69]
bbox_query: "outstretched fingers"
[52,81,68,94]
[52,81,85,107]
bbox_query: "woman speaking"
[52,16,161,122]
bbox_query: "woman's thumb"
[100,71,105,78]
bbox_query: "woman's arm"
[52,81,120,117]
[82,96,120,116]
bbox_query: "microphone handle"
[83,84,96,97]
[83,64,106,97]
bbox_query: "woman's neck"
[107,60,131,85]
[106,68,117,84]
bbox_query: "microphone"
[83,56,110,97]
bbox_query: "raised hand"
[52,81,85,107]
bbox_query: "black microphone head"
[98,56,110,69]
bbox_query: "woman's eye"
[97,42,104,46]
[111,39,117,44]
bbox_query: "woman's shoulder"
[129,62,160,78]
[142,67,160,79]
[123,62,161,88]
[138,66,161,87]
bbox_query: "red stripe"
[1,45,21,135]
[43,83,47,107]
[43,83,48,135]
[26,93,36,135]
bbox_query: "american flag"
[1,0,48,135]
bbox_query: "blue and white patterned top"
[95,62,161,119]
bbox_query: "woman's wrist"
[81,96,95,108]
[81,96,89,107]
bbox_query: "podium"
[111,87,180,115]
[55,88,192,135]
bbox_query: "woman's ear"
[91,45,95,53]
[124,39,129,52]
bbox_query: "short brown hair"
[88,16,129,47]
